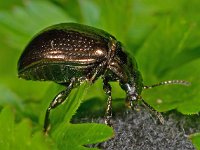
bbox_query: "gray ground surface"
[76,107,199,150]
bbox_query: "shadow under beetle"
[17,23,190,133]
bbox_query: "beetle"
[17,23,189,133]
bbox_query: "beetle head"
[122,79,190,108]
[113,43,143,108]
[105,42,143,106]
[115,43,190,109]
[120,81,143,108]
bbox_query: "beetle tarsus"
[103,78,112,126]
[141,99,164,124]
[43,107,51,133]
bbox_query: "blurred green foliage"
[190,133,200,150]
[0,0,200,149]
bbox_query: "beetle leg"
[44,79,74,133]
[103,78,112,126]
[141,99,164,124]
[89,62,106,83]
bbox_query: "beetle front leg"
[44,79,74,133]
[141,99,164,124]
[103,79,112,126]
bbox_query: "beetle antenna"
[143,80,190,89]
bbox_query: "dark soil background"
[74,106,200,150]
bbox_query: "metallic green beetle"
[18,23,189,133]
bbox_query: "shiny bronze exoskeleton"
[18,23,189,133]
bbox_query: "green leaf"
[0,0,73,98]
[1,0,200,149]
[52,123,113,150]
[0,85,23,110]
[190,133,200,150]
[49,82,90,128]
[0,106,55,150]
[136,16,200,114]
[42,82,114,150]
[0,0,24,10]
[79,0,100,25]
